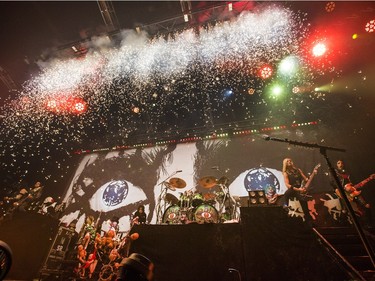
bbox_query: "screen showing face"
[60,137,326,232]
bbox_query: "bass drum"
[162,205,181,224]
[194,204,219,224]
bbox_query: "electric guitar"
[336,174,375,201]
[4,188,38,214]
[299,164,321,200]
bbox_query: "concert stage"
[0,206,362,280]
[130,206,351,281]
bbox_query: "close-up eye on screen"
[60,145,176,232]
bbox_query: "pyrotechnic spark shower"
[0,5,327,181]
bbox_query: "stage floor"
[0,206,370,280]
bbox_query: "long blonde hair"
[282,158,295,173]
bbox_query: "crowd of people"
[71,205,151,280]
[0,178,154,280]
[0,181,65,224]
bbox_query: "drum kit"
[156,173,238,225]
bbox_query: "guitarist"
[282,158,313,223]
[18,181,44,212]
[0,188,29,222]
[1,181,43,217]
[333,160,371,223]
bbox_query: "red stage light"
[312,43,327,57]
[72,99,87,114]
[259,65,273,79]
[365,19,375,33]
[45,96,87,114]
[46,99,58,110]
[325,2,335,13]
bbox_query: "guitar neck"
[304,174,315,189]
[353,175,375,190]
[304,164,321,189]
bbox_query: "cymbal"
[165,193,179,205]
[199,176,217,188]
[168,177,186,189]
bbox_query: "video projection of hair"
[60,131,331,233]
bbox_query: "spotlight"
[325,2,335,13]
[222,89,234,100]
[312,42,327,57]
[278,55,299,77]
[247,190,267,206]
[259,65,273,79]
[73,101,87,114]
[248,88,255,95]
[270,84,283,97]
[132,106,140,113]
[365,19,375,33]
[292,86,300,94]
[46,99,58,110]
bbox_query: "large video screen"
[60,134,332,233]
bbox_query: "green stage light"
[270,84,284,98]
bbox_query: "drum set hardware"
[158,174,240,225]
[194,204,219,224]
[164,193,179,205]
[155,172,188,224]
[198,175,240,222]
[198,176,218,188]
[217,176,229,185]
[203,192,216,205]
[164,177,186,191]
[168,177,186,189]
[162,203,220,224]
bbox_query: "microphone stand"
[155,171,180,224]
[264,136,375,268]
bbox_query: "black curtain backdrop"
[130,223,245,281]
[0,205,356,280]
[0,212,58,280]
[130,207,350,281]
